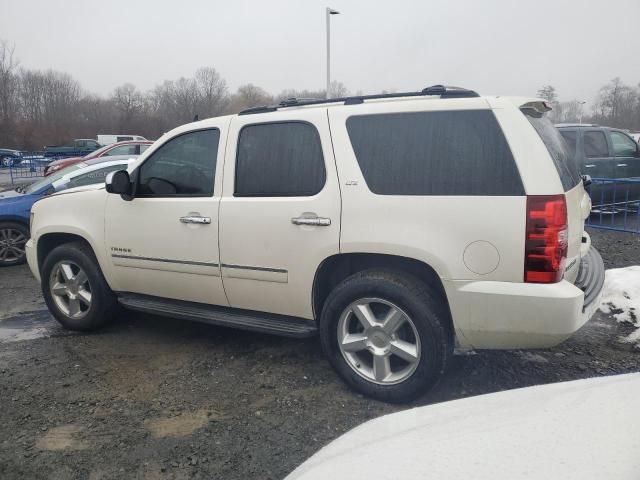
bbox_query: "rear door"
[218,109,341,319]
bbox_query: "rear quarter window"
[346,110,524,196]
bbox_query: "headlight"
[30,212,35,231]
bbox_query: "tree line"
[0,41,348,150]
[2,39,639,150]
[537,79,640,130]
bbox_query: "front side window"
[235,122,326,197]
[584,131,609,158]
[347,110,524,195]
[610,131,638,157]
[137,129,220,196]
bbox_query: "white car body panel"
[287,374,640,480]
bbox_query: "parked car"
[286,374,640,480]
[44,140,152,176]
[44,139,101,157]
[630,132,640,144]
[0,156,136,267]
[97,134,147,146]
[26,86,604,402]
[0,148,23,167]
[555,124,640,207]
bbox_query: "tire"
[319,269,453,403]
[41,241,118,331]
[0,222,29,267]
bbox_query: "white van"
[97,134,147,146]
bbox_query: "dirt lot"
[0,229,638,480]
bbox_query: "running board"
[117,293,318,338]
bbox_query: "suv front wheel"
[320,269,453,403]
[41,241,118,331]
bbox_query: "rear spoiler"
[520,100,553,117]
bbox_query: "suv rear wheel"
[41,241,118,331]
[320,269,452,403]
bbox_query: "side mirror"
[582,174,592,187]
[105,170,133,200]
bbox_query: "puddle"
[0,310,71,344]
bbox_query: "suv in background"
[25,86,604,403]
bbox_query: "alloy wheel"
[49,261,92,319]
[0,228,27,264]
[337,298,421,385]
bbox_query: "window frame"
[133,127,221,199]
[233,120,327,198]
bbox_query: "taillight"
[524,195,568,283]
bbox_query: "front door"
[218,109,341,319]
[104,123,229,306]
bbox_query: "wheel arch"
[37,232,95,272]
[312,252,452,330]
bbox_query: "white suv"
[26,85,605,403]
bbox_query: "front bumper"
[445,247,606,350]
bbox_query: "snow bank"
[599,266,640,342]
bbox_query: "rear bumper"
[445,247,606,350]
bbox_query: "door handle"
[617,163,628,167]
[291,216,331,226]
[180,216,211,225]
[585,164,596,168]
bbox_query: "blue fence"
[586,177,640,234]
[1,151,89,185]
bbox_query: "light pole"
[577,100,586,124]
[326,7,340,99]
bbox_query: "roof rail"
[238,85,479,115]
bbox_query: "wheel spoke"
[390,339,419,363]
[11,232,26,243]
[52,283,68,297]
[60,263,74,281]
[352,303,377,329]
[373,354,391,382]
[67,297,81,317]
[75,270,88,286]
[341,333,368,353]
[0,247,8,260]
[77,288,92,306]
[382,307,406,335]
[9,246,24,257]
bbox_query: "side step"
[117,293,318,338]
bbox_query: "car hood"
[50,183,106,197]
[0,189,23,200]
[287,374,640,480]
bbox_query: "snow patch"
[598,266,640,343]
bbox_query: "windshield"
[84,144,112,158]
[24,163,84,194]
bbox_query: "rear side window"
[584,131,609,158]
[523,112,581,191]
[346,110,523,195]
[559,130,577,160]
[235,122,326,197]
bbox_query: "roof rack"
[238,85,479,115]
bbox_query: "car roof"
[84,154,139,166]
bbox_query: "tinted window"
[65,164,127,189]
[559,130,577,160]
[137,129,219,196]
[235,122,325,197]
[346,110,523,196]
[610,131,637,157]
[524,112,581,191]
[584,131,609,158]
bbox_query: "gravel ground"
[0,228,638,480]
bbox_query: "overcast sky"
[1,0,639,104]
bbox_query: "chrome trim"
[617,163,628,167]
[291,216,331,226]
[180,216,212,225]
[220,263,287,274]
[111,254,218,267]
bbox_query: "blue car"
[0,148,23,167]
[0,156,136,267]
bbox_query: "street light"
[326,7,340,99]
[577,100,586,124]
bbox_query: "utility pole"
[326,7,340,99]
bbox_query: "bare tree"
[195,67,228,117]
[229,84,272,112]
[112,83,144,128]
